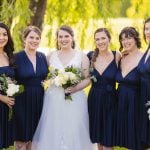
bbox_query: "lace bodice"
[48,50,82,69]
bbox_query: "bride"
[31,25,94,150]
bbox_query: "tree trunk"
[29,0,47,30]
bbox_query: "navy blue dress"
[0,66,14,149]
[13,51,48,141]
[138,49,150,147]
[116,63,141,150]
[87,51,117,146]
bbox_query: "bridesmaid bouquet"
[43,66,83,100]
[0,74,24,120]
[146,101,150,120]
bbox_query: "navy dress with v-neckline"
[116,61,141,150]
[0,66,14,149]
[13,51,48,141]
[137,49,150,148]
[87,51,117,146]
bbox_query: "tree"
[29,0,47,30]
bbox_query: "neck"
[99,49,110,56]
[25,49,36,56]
[0,48,4,54]
[128,48,139,55]
[60,48,73,53]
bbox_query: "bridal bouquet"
[0,74,24,120]
[43,66,83,100]
[42,66,59,90]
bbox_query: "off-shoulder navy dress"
[87,51,117,146]
[138,49,150,148]
[13,51,48,141]
[116,63,141,150]
[0,66,14,149]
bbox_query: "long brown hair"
[143,18,150,50]
[0,22,16,68]
[143,18,150,43]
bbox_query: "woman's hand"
[65,86,77,94]
[0,94,15,108]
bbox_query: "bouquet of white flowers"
[146,101,150,120]
[43,66,83,100]
[42,66,59,90]
[0,74,24,120]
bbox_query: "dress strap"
[112,51,116,58]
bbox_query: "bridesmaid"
[0,23,15,149]
[116,27,143,150]
[138,17,150,149]
[13,26,48,150]
[87,28,120,150]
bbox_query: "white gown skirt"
[32,86,94,150]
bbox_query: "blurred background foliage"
[0,0,150,52]
[1,0,150,150]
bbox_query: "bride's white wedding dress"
[32,51,94,150]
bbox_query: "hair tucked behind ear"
[90,48,99,68]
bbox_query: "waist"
[18,78,43,87]
[141,75,150,80]
[118,83,139,89]
[92,83,115,92]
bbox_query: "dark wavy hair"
[119,27,141,51]
[56,25,75,50]
[23,25,41,40]
[143,18,150,44]
[0,22,16,68]
[91,28,111,66]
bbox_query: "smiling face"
[94,31,110,52]
[0,27,8,50]
[57,29,73,50]
[144,21,150,43]
[24,31,40,51]
[120,34,137,52]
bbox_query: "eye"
[65,35,69,38]
[58,35,63,38]
[101,37,106,40]
[145,27,150,31]
[120,38,125,42]
[95,38,99,41]
[36,37,40,40]
[29,36,34,39]
[3,32,8,36]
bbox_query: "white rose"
[63,72,70,81]
[6,83,19,97]
[54,74,67,87]
[147,108,150,114]
[60,75,67,85]
[54,76,62,87]
[68,72,77,80]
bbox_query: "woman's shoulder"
[15,50,25,59]
[87,51,93,60]
[112,50,121,65]
[37,51,47,59]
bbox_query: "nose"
[0,34,4,39]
